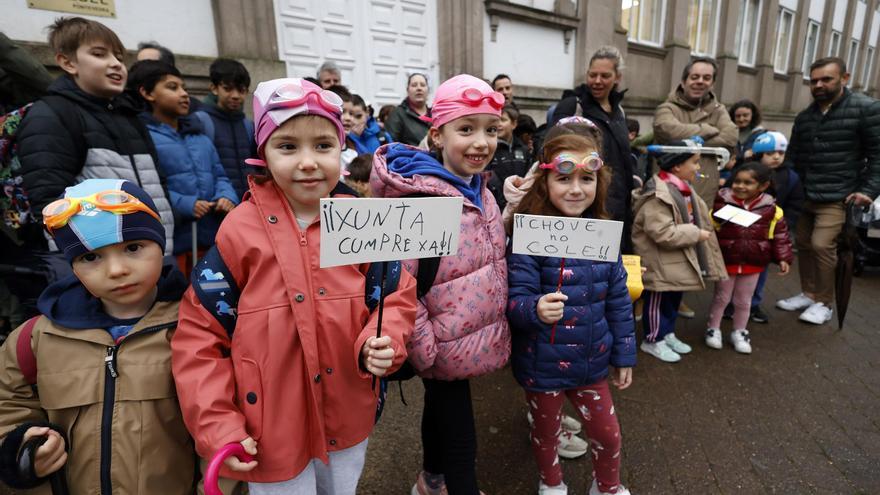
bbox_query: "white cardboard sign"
[320,197,463,267]
[713,204,761,227]
[511,214,624,262]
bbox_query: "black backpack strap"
[191,246,239,339]
[415,256,441,300]
[364,260,402,311]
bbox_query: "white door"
[273,0,439,107]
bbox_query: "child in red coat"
[706,162,793,353]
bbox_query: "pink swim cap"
[247,78,346,166]
[425,74,504,129]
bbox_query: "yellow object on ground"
[622,254,644,302]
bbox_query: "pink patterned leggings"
[525,379,622,493]
[707,272,762,330]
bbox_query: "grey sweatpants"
[248,438,368,495]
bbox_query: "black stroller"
[850,202,880,276]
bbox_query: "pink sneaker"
[411,471,448,495]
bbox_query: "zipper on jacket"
[99,322,175,494]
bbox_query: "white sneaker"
[557,430,588,459]
[539,481,568,495]
[589,479,631,495]
[776,293,815,311]
[640,340,681,363]
[798,302,833,325]
[705,328,722,349]
[729,329,752,354]
[527,412,582,434]
[663,333,692,354]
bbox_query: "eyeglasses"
[42,190,160,234]
[449,87,505,110]
[539,152,604,174]
[269,84,344,115]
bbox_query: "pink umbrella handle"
[204,443,255,495]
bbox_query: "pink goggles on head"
[267,84,344,116]
[447,87,505,110]
[539,152,604,174]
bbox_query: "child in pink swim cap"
[171,77,417,492]
[370,73,511,495]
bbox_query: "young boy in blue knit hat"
[0,178,196,493]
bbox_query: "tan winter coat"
[0,301,195,494]
[632,175,727,292]
[653,87,738,206]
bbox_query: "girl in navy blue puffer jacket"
[506,124,635,495]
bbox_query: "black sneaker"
[751,306,769,323]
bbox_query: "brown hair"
[48,17,125,59]
[509,128,611,231]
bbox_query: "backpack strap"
[415,256,441,300]
[364,261,402,312]
[191,246,239,339]
[16,316,40,387]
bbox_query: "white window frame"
[735,0,763,66]
[622,0,668,47]
[802,20,822,78]
[848,39,860,87]
[688,0,722,56]
[774,8,795,73]
[829,30,842,56]
[863,46,875,89]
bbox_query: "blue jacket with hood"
[506,251,637,391]
[141,114,239,255]
[349,116,393,155]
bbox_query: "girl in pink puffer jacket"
[370,74,510,495]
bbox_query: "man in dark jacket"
[194,58,257,199]
[776,57,880,325]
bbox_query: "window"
[829,31,842,56]
[735,0,762,66]
[863,47,875,89]
[802,21,821,77]
[847,40,860,87]
[688,0,721,56]
[774,8,795,73]
[622,0,666,46]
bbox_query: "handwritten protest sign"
[320,197,463,267]
[713,204,761,227]
[512,214,624,262]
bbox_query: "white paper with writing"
[713,204,761,227]
[511,214,624,262]
[320,197,463,267]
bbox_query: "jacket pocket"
[234,357,263,441]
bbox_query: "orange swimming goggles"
[42,190,160,234]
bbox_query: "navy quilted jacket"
[194,98,257,199]
[507,252,636,391]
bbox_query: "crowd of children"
[0,15,810,495]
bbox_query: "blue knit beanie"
[48,179,166,263]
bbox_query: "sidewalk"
[362,261,880,494]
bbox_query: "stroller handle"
[204,443,255,495]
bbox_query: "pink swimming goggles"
[539,152,604,174]
[451,87,505,110]
[266,84,344,115]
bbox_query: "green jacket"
[787,88,880,202]
[385,98,430,146]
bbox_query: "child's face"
[212,82,247,113]
[341,101,354,133]
[263,116,341,217]
[731,170,769,201]
[60,40,127,99]
[146,75,190,117]
[430,114,500,179]
[672,154,701,182]
[72,240,163,319]
[498,112,515,142]
[760,150,785,169]
[547,167,597,217]
[350,104,368,134]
